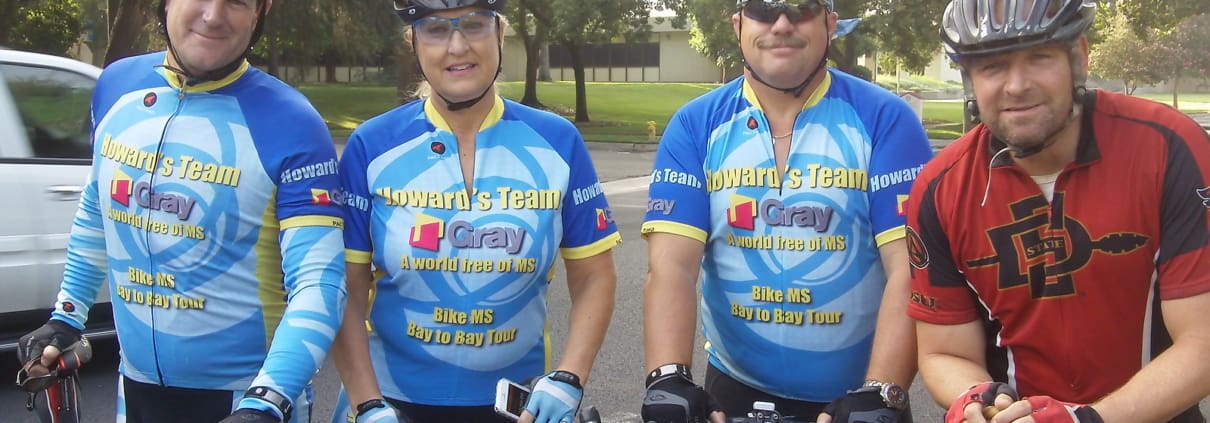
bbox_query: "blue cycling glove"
[524,371,584,423]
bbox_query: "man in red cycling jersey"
[906,0,1210,422]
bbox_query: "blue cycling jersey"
[340,96,621,406]
[642,71,932,401]
[50,52,347,417]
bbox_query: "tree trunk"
[267,42,281,77]
[539,42,551,81]
[567,43,589,122]
[1171,76,1180,110]
[105,0,150,65]
[325,59,338,83]
[395,41,421,105]
[515,13,544,108]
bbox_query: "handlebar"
[725,401,813,423]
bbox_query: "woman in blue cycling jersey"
[328,1,621,422]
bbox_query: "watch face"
[882,384,908,409]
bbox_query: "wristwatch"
[646,363,693,387]
[862,380,908,410]
[244,386,293,421]
[355,398,387,417]
[550,370,583,390]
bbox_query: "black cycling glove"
[17,320,82,366]
[822,388,903,423]
[641,365,721,423]
[219,408,281,423]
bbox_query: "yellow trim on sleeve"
[560,232,623,260]
[345,249,372,264]
[640,220,708,243]
[280,215,344,230]
[875,225,906,247]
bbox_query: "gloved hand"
[524,371,584,423]
[355,399,402,423]
[945,382,1018,423]
[820,388,903,423]
[641,369,721,423]
[17,320,82,368]
[1017,396,1104,423]
[218,408,280,423]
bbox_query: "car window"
[0,63,94,160]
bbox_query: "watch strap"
[645,363,692,387]
[549,370,583,390]
[355,398,387,417]
[244,386,293,421]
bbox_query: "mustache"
[757,37,807,49]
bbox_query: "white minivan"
[0,49,112,351]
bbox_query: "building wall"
[500,32,722,83]
[923,50,962,83]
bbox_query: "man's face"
[967,40,1087,150]
[733,1,836,88]
[164,0,262,75]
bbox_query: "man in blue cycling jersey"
[16,0,347,422]
[640,1,932,422]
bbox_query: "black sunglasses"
[741,0,827,24]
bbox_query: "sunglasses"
[741,0,827,24]
[412,10,498,45]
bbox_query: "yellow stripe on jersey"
[345,249,372,264]
[256,195,287,347]
[640,220,708,243]
[560,232,622,260]
[875,225,906,247]
[281,215,344,230]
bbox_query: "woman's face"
[412,7,501,104]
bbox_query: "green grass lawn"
[299,82,1208,143]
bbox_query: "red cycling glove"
[1022,396,1104,423]
[945,382,1018,423]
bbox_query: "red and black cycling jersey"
[906,90,1210,406]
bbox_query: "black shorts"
[704,363,914,423]
[121,376,310,423]
[384,397,514,423]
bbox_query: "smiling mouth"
[448,64,476,72]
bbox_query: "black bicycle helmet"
[395,0,506,23]
[941,0,1095,61]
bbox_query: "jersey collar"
[161,56,250,93]
[424,95,505,133]
[741,71,832,113]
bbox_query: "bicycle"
[14,336,92,423]
[726,401,812,423]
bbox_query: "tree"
[104,0,151,64]
[1117,0,1210,40]
[510,0,553,107]
[6,0,82,55]
[526,0,653,122]
[1166,13,1210,108]
[1089,11,1162,95]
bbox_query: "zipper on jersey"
[143,84,187,386]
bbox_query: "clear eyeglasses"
[412,11,499,45]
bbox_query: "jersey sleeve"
[272,107,344,230]
[1156,114,1210,300]
[905,167,979,325]
[640,108,710,242]
[559,132,622,260]
[338,131,374,265]
[867,99,933,247]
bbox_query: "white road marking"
[602,176,650,196]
